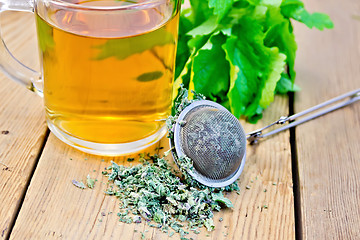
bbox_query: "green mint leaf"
[276,73,301,94]
[136,71,164,82]
[223,18,286,119]
[223,18,267,119]
[281,0,334,30]
[187,35,211,50]
[186,15,218,37]
[264,7,297,81]
[175,40,190,80]
[208,0,234,22]
[259,48,286,108]
[175,15,193,79]
[190,32,230,102]
[189,0,214,26]
[223,35,255,118]
[172,50,197,104]
[94,28,174,60]
[259,0,282,7]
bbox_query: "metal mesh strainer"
[172,100,246,187]
[170,89,360,188]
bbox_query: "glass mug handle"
[0,0,43,95]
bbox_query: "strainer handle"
[247,88,360,144]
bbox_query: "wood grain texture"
[9,94,295,240]
[294,0,360,239]
[0,12,47,239]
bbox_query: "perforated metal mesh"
[178,104,246,181]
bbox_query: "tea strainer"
[170,88,360,188]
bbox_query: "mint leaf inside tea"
[35,0,180,144]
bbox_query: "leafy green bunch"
[175,0,333,122]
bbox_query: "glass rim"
[47,0,167,11]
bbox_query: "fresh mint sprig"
[175,0,333,122]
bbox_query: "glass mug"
[0,0,180,155]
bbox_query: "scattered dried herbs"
[87,175,96,189]
[102,153,239,237]
[72,180,86,189]
[167,85,206,139]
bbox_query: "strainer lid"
[173,100,246,187]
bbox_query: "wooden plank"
[9,94,295,239]
[0,12,48,239]
[293,0,360,239]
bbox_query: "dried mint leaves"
[103,153,239,238]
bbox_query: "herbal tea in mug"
[0,0,180,155]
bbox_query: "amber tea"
[35,0,179,154]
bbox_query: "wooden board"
[9,94,295,240]
[3,0,360,239]
[294,0,360,238]
[1,5,296,240]
[0,12,48,239]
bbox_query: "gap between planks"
[288,92,303,240]
[3,129,50,240]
